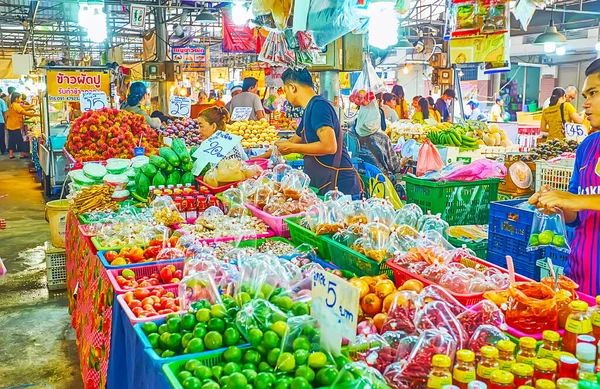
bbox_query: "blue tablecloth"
[107,294,171,389]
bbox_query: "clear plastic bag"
[419,214,449,238]
[281,169,310,200]
[150,195,185,226]
[350,59,385,107]
[355,100,382,135]
[394,203,423,229]
[457,300,506,337]
[304,0,362,47]
[332,361,391,389]
[381,290,421,334]
[349,333,395,374]
[204,167,219,187]
[234,298,289,342]
[480,0,509,33]
[467,324,510,357]
[217,159,246,183]
[452,0,478,33]
[413,300,469,348]
[419,285,466,316]
[527,209,571,253]
[366,198,396,226]
[178,269,223,311]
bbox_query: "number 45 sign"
[80,91,108,113]
[565,123,586,143]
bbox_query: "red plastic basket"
[116,284,185,324]
[245,203,304,238]
[386,256,533,306]
[107,260,185,294]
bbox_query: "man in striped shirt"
[529,58,600,296]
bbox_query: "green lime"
[167,333,182,350]
[185,359,202,373]
[153,348,164,356]
[276,352,296,373]
[247,328,263,347]
[162,349,177,358]
[224,327,241,346]
[271,311,288,323]
[294,349,309,366]
[223,361,242,376]
[255,372,276,389]
[224,346,243,363]
[211,304,227,318]
[158,323,169,335]
[271,321,289,338]
[166,317,181,333]
[181,313,198,331]
[258,361,273,373]
[538,231,554,245]
[262,331,280,349]
[182,376,202,389]
[195,308,212,323]
[178,371,193,383]
[122,269,135,278]
[292,336,311,352]
[193,365,213,381]
[290,376,312,389]
[553,235,566,247]
[187,338,205,353]
[242,349,262,365]
[276,296,294,312]
[261,283,275,297]
[236,292,252,306]
[193,323,208,339]
[159,333,171,349]
[204,331,223,350]
[315,367,338,386]
[291,302,309,316]
[208,318,225,333]
[275,376,293,389]
[193,299,212,310]
[212,365,224,380]
[219,375,230,386]
[182,333,194,349]
[147,333,160,348]
[242,369,257,384]
[255,344,268,357]
[141,321,158,335]
[201,381,220,389]
[295,366,315,383]
[242,363,256,371]
[308,352,327,369]
[228,372,248,389]
[267,348,281,367]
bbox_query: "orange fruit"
[375,279,396,299]
[373,313,387,332]
[399,279,424,293]
[360,293,382,317]
[349,278,370,299]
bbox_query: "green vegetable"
[149,155,168,170]
[140,163,158,178]
[167,171,181,186]
[159,147,180,167]
[137,173,151,198]
[164,163,174,174]
[171,138,191,164]
[181,172,194,185]
[152,171,166,187]
[181,161,194,172]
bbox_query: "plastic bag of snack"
[281,169,310,200]
[217,159,246,183]
[341,199,368,226]
[366,198,396,226]
[298,188,320,211]
[457,300,506,337]
[480,0,509,33]
[381,290,422,334]
[439,268,472,294]
[387,225,421,256]
[453,0,479,33]
[527,209,571,253]
[315,202,344,236]
[414,300,468,348]
[150,195,185,226]
[204,167,219,187]
[422,263,449,284]
[419,214,450,238]
[362,220,391,263]
[394,203,424,229]
[467,324,510,356]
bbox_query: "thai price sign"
[168,96,192,118]
[565,123,586,143]
[192,130,243,175]
[230,107,252,121]
[47,70,110,101]
[79,91,108,112]
[311,269,359,355]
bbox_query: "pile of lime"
[236,283,310,317]
[529,229,566,248]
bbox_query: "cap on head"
[230,85,242,93]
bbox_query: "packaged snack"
[480,0,509,33]
[527,209,571,253]
[217,159,246,183]
[452,0,479,34]
[394,203,424,229]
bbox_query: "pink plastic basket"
[504,292,596,340]
[245,203,304,238]
[247,158,269,170]
[116,284,185,324]
[195,230,275,244]
[107,260,185,294]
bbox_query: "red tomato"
[141,297,154,306]
[139,281,152,288]
[128,300,142,309]
[116,276,127,286]
[146,312,159,317]
[142,304,154,311]
[150,273,159,280]
[160,297,174,309]
[152,287,165,297]
[166,303,178,312]
[148,279,159,286]
[131,307,144,316]
[133,288,150,300]
[153,303,162,311]
[151,296,161,304]
[104,251,119,261]
[123,292,135,304]
[173,270,183,279]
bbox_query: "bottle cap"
[468,381,488,389]
[570,300,589,311]
[432,354,452,368]
[520,337,537,349]
[497,339,516,352]
[457,349,475,363]
[576,343,596,361]
[542,330,560,342]
[534,358,557,372]
[481,345,499,359]
[536,379,556,389]
[557,378,579,389]
[577,335,596,345]
[559,355,579,366]
[560,351,575,359]
[511,363,534,377]
[491,370,514,385]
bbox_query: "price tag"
[191,130,243,175]
[80,91,108,112]
[169,96,192,118]
[311,269,359,355]
[564,123,586,143]
[231,107,252,121]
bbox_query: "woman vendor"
[123,82,161,129]
[198,106,248,160]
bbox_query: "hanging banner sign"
[130,5,146,29]
[47,71,110,102]
[172,46,208,72]
[80,91,108,112]
[168,96,192,118]
[222,8,266,53]
[192,130,243,175]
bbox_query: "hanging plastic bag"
[416,139,444,177]
[350,59,386,107]
[527,209,571,253]
[302,0,362,47]
[355,100,382,135]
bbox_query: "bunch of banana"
[427,125,479,148]
[72,185,118,215]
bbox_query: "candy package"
[150,195,185,226]
[413,300,469,348]
[527,209,571,253]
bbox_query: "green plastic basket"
[322,237,394,280]
[403,176,500,226]
[233,236,293,249]
[284,217,331,261]
[448,236,488,260]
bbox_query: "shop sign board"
[47,70,110,101]
[192,130,243,175]
[130,5,146,28]
[79,91,108,112]
[168,96,192,118]
[172,46,208,72]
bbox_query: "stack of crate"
[45,241,67,291]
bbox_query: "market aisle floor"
[0,155,83,389]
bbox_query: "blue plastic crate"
[536,249,570,280]
[487,250,538,280]
[489,200,535,243]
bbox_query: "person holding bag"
[540,87,585,140]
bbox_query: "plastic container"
[285,217,331,261]
[106,260,185,294]
[386,254,531,306]
[428,354,453,389]
[576,343,596,374]
[535,159,575,192]
[538,330,561,361]
[116,284,182,324]
[477,346,499,386]
[323,236,393,279]
[91,237,147,253]
[97,250,183,270]
[454,349,477,389]
[403,176,500,226]
[46,199,70,248]
[45,241,67,291]
[245,202,305,238]
[518,337,539,366]
[191,230,274,245]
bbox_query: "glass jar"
[477,346,499,386]
[534,359,557,385]
[454,350,477,389]
[592,296,600,344]
[557,378,579,389]
[558,355,579,380]
[518,337,538,366]
[536,379,556,389]
[490,370,514,389]
[497,340,516,371]
[564,300,593,355]
[538,331,561,361]
[428,354,454,389]
[512,363,534,387]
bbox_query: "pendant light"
[533,8,567,50]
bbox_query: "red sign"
[222,8,265,53]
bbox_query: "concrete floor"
[0,156,83,389]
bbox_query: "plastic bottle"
[592,296,600,344]
[578,343,597,374]
[518,337,538,366]
[497,340,516,371]
[536,379,556,389]
[563,301,593,354]
[538,331,561,361]
[534,359,557,385]
[454,350,477,389]
[428,354,454,389]
[477,346,500,386]
[490,370,514,389]
[512,363,535,387]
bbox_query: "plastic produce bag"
[150,195,185,226]
[350,59,385,106]
[366,199,396,226]
[419,214,449,238]
[500,282,563,333]
[301,0,362,47]
[349,333,396,374]
[527,209,571,253]
[234,298,288,341]
[467,324,510,357]
[355,101,382,135]
[178,270,223,311]
[204,167,218,187]
[332,361,391,389]
[217,159,246,183]
[416,139,444,177]
[442,159,507,181]
[280,169,310,200]
[394,203,423,229]
[381,290,421,334]
[279,314,321,355]
[457,300,506,337]
[362,220,391,263]
[420,285,466,316]
[414,300,469,348]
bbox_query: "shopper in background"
[381,93,399,122]
[228,77,265,120]
[427,97,441,122]
[122,82,161,129]
[275,68,361,197]
[198,106,248,160]
[0,95,7,155]
[3,86,14,108]
[466,100,486,121]
[543,85,578,109]
[412,97,431,124]
[411,95,421,115]
[6,93,37,159]
[351,112,403,175]
[225,85,242,113]
[490,97,506,122]
[540,87,585,140]
[391,85,409,120]
[528,58,600,296]
[435,88,456,122]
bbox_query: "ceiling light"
[196,8,217,23]
[555,45,566,55]
[533,10,567,46]
[231,2,249,26]
[595,42,600,51]
[402,64,409,75]
[368,2,398,49]
[544,41,556,53]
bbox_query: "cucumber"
[164,163,174,174]
[181,161,194,172]
[149,155,168,170]
[159,147,180,167]
[140,163,158,178]
[171,138,191,164]
[152,171,166,187]
[181,172,194,185]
